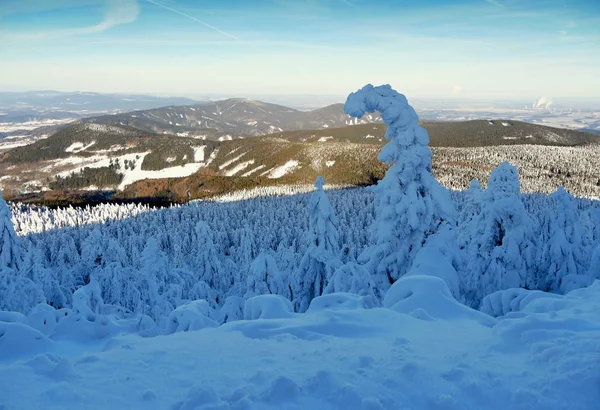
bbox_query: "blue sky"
[0,0,598,100]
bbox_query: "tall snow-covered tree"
[0,191,22,270]
[540,187,588,291]
[294,176,341,312]
[463,162,536,306]
[344,84,456,289]
[0,191,44,312]
[193,221,225,298]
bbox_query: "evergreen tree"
[294,177,341,312]
[245,252,288,299]
[345,84,456,291]
[540,187,587,291]
[464,162,536,306]
[0,191,22,270]
[194,221,225,299]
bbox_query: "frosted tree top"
[344,84,417,128]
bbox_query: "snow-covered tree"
[245,252,288,299]
[294,176,341,312]
[0,191,22,270]
[539,187,588,291]
[344,84,456,290]
[463,162,536,306]
[193,221,224,303]
[458,179,482,227]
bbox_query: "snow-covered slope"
[1,280,598,409]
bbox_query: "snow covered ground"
[1,280,598,410]
[268,160,300,179]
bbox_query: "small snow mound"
[318,136,333,142]
[219,296,245,324]
[25,354,76,381]
[383,276,496,326]
[244,295,294,320]
[405,246,460,299]
[307,293,377,313]
[0,322,53,360]
[0,310,27,324]
[264,376,299,403]
[326,160,335,167]
[172,386,227,410]
[560,274,595,294]
[27,303,61,335]
[165,300,218,334]
[480,288,563,318]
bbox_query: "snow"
[224,160,255,177]
[119,160,204,190]
[241,164,266,177]
[65,141,96,153]
[0,118,75,133]
[1,281,599,409]
[501,122,511,127]
[219,152,247,170]
[318,136,333,142]
[268,160,300,179]
[364,134,376,139]
[192,146,205,162]
[326,160,335,167]
[218,135,233,141]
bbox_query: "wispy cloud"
[483,0,506,8]
[145,0,249,45]
[8,0,140,39]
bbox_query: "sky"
[0,0,599,100]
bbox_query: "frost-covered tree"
[344,84,456,289]
[294,176,341,312]
[193,221,225,299]
[245,252,288,299]
[458,180,482,227]
[463,162,536,306]
[539,187,588,291]
[0,191,22,270]
[0,191,44,312]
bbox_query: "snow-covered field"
[1,281,598,410]
[0,118,75,133]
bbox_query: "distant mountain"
[2,118,599,205]
[80,99,382,139]
[268,120,599,147]
[0,91,201,124]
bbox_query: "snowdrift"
[1,282,599,409]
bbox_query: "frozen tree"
[458,180,482,226]
[324,262,378,301]
[0,191,22,270]
[540,187,588,291]
[344,84,456,290]
[294,177,342,312]
[0,192,44,312]
[194,221,225,296]
[463,162,536,307]
[245,252,288,299]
